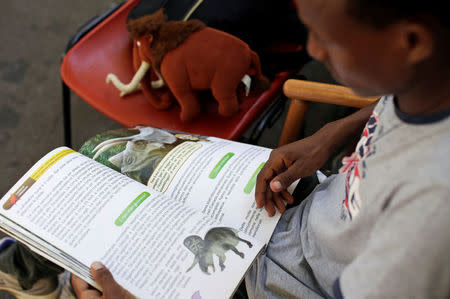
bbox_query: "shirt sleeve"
[334,185,450,299]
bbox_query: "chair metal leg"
[62,81,72,148]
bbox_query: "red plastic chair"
[61,0,304,147]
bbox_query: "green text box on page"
[244,162,265,194]
[115,192,150,226]
[209,152,235,179]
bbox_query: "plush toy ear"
[146,34,154,44]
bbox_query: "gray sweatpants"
[245,197,327,299]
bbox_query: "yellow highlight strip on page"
[3,148,75,210]
[30,148,75,181]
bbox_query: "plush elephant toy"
[106,9,269,122]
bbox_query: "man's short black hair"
[346,1,450,29]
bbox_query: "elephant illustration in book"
[106,9,269,121]
[87,126,208,184]
[183,227,253,275]
[90,126,177,183]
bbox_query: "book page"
[0,147,264,298]
[79,127,295,244]
[148,137,282,244]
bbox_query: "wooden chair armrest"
[283,79,379,108]
[278,79,379,146]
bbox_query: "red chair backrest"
[61,0,297,140]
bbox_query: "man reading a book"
[0,0,449,298]
[246,0,450,298]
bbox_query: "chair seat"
[61,0,292,140]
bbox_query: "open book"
[0,126,295,298]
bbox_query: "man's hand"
[255,131,332,217]
[72,262,135,299]
[255,101,378,217]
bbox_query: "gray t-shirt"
[245,96,450,298]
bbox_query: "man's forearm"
[316,101,378,156]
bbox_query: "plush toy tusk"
[183,0,204,20]
[241,74,252,96]
[106,61,150,97]
[151,71,165,89]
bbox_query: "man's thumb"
[270,167,301,192]
[90,262,117,291]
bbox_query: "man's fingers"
[71,274,90,293]
[264,202,276,217]
[80,289,103,299]
[269,180,283,192]
[281,190,295,205]
[255,158,288,208]
[255,188,266,209]
[255,164,274,208]
[264,190,276,217]
[90,262,119,294]
[270,161,303,193]
[90,262,135,299]
[71,274,102,299]
[255,182,269,209]
[272,192,286,214]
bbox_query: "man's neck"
[396,75,450,115]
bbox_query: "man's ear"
[400,22,434,65]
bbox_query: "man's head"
[296,0,450,98]
[345,1,450,30]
